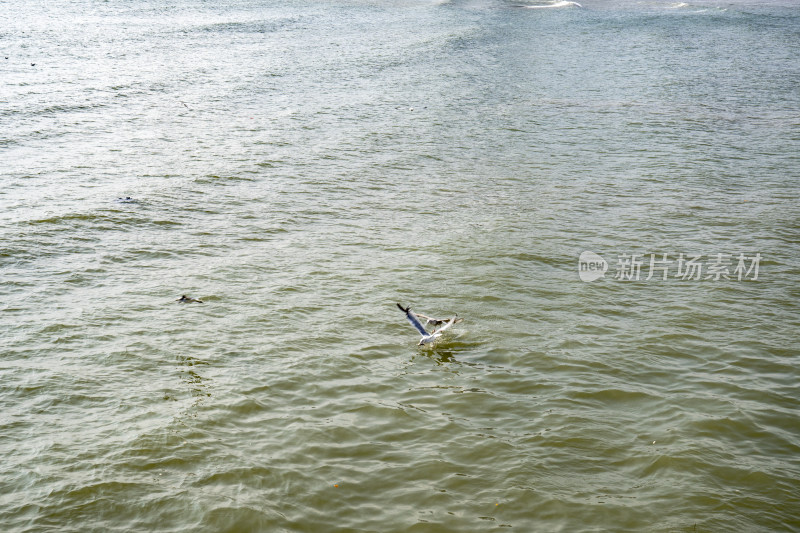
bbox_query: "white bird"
[397,303,459,345]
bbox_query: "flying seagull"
[397,303,460,345]
[177,295,203,303]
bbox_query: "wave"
[522,0,582,8]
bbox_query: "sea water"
[1,0,799,531]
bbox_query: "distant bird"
[177,295,203,303]
[115,196,136,203]
[397,303,460,345]
[30,63,35,66]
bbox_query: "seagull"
[177,295,203,303]
[397,303,459,345]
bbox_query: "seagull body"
[177,295,203,303]
[397,303,458,345]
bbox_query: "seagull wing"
[397,303,429,337]
[416,313,463,327]
[415,313,438,326]
[432,317,456,335]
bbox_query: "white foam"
[524,1,582,9]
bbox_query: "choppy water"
[2,0,800,531]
